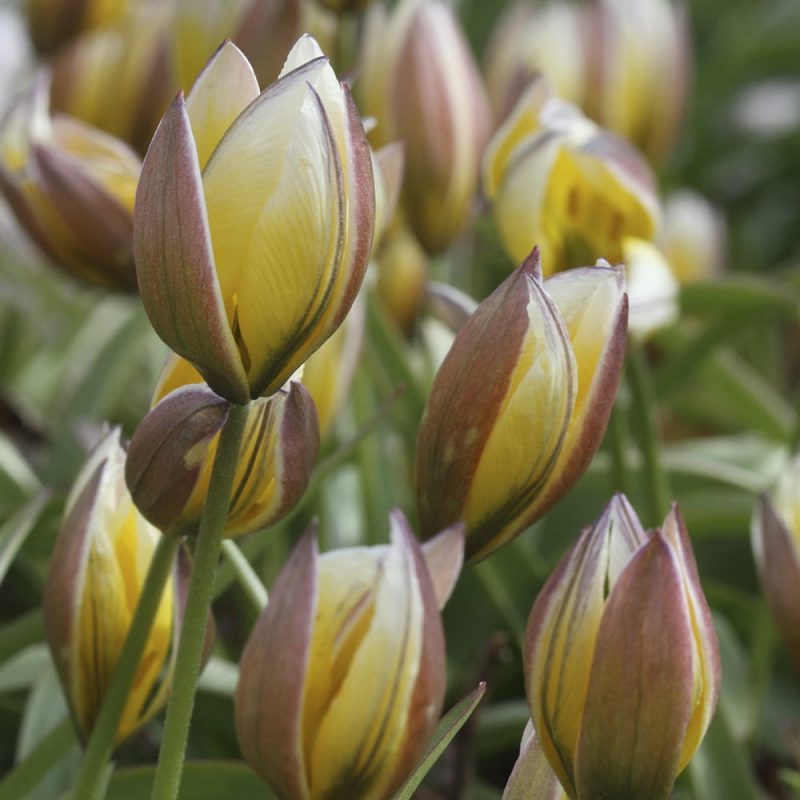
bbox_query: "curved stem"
[72,534,179,800]
[627,346,671,526]
[607,403,630,496]
[220,540,267,611]
[150,402,249,800]
[0,718,75,800]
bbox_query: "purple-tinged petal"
[575,532,694,800]
[236,527,319,799]
[134,92,249,403]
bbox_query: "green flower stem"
[0,718,75,800]
[150,402,249,800]
[353,369,391,545]
[474,560,526,649]
[72,533,180,800]
[212,384,404,600]
[220,541,267,611]
[626,345,671,526]
[607,402,630,496]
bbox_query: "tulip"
[502,720,567,800]
[375,225,428,335]
[622,236,679,341]
[302,296,365,440]
[43,429,176,744]
[172,0,302,92]
[485,1,589,125]
[26,0,128,55]
[661,189,727,284]
[483,79,661,275]
[358,0,490,254]
[49,6,175,155]
[0,74,140,291]
[752,456,800,674]
[525,495,720,800]
[235,511,456,799]
[585,0,691,162]
[135,37,375,404]
[126,355,319,538]
[416,249,627,563]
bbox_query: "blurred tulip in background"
[0,74,140,290]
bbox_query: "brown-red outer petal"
[133,92,249,403]
[272,382,321,523]
[575,533,694,800]
[125,385,229,532]
[415,250,540,540]
[236,528,319,799]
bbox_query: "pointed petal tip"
[421,521,465,610]
[520,247,543,281]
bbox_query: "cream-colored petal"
[202,61,342,395]
[185,41,260,170]
[623,237,679,341]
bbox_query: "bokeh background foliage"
[0,0,799,797]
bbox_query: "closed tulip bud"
[0,74,140,291]
[358,0,490,254]
[661,189,727,284]
[135,38,375,404]
[43,429,177,744]
[302,296,364,440]
[126,356,319,538]
[26,0,128,55]
[416,249,627,563]
[586,0,691,163]
[485,2,589,125]
[376,225,428,336]
[236,511,456,799]
[752,456,800,674]
[173,0,302,92]
[49,7,175,155]
[483,80,660,275]
[503,720,567,800]
[525,495,720,800]
[622,237,679,341]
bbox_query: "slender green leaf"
[0,645,50,694]
[0,491,50,586]
[394,682,487,800]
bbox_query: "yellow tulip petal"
[310,534,423,797]
[482,77,552,201]
[185,41,260,170]
[202,59,342,395]
[464,271,576,547]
